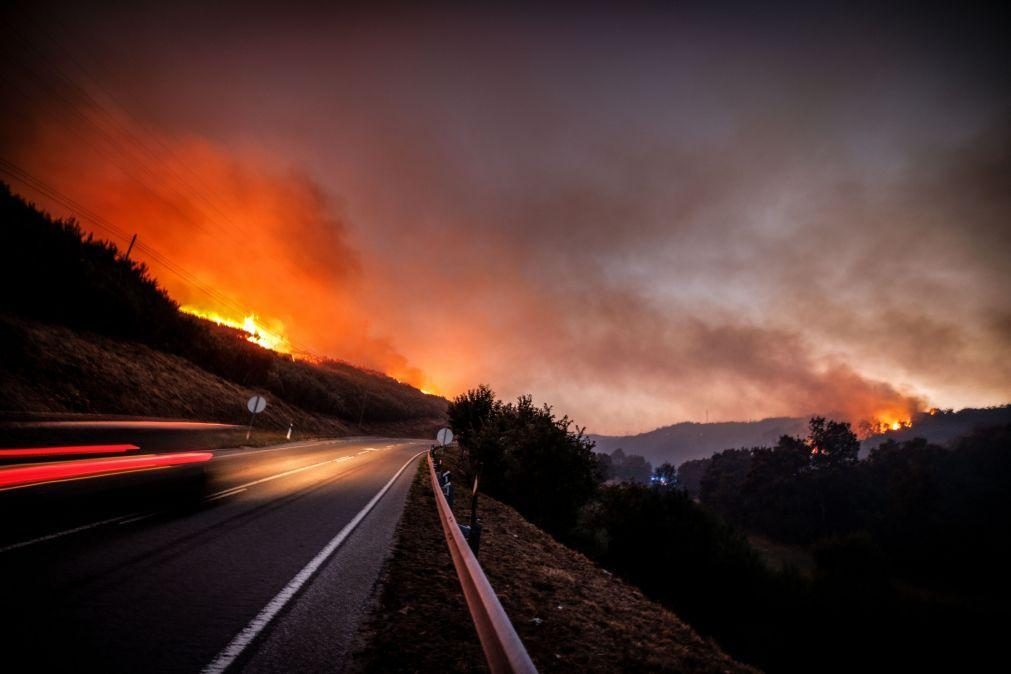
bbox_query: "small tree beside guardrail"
[447,385,600,537]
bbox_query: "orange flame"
[180,305,292,354]
[859,412,913,438]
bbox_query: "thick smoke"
[2,2,1007,432]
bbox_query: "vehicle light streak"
[0,452,213,490]
[0,444,140,459]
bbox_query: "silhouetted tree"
[621,453,653,483]
[446,384,498,447]
[676,457,710,497]
[699,448,753,520]
[808,416,859,469]
[594,451,614,481]
[600,447,653,483]
[740,437,814,538]
[447,387,599,535]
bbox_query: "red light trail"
[0,444,140,459]
[0,452,214,490]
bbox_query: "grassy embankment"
[351,446,754,673]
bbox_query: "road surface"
[0,436,428,672]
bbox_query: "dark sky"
[2,1,1008,433]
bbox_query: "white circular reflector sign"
[247,395,267,414]
[436,427,454,446]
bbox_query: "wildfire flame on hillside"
[859,412,914,438]
[180,305,292,354]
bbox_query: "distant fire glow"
[180,305,292,354]
[860,412,914,438]
[878,414,913,432]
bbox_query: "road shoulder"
[353,449,757,673]
[236,448,426,673]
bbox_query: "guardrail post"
[468,471,482,555]
[467,521,482,554]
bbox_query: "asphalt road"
[0,436,428,673]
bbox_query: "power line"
[1,158,237,311]
[0,9,326,361]
[0,160,323,360]
[0,14,261,249]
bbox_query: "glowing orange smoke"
[7,110,436,389]
[4,94,939,427]
[180,305,292,354]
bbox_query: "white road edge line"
[202,449,426,674]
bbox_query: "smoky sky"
[2,1,1008,433]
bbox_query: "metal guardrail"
[427,452,538,674]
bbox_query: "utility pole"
[246,410,257,440]
[124,233,137,260]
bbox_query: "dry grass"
[350,462,487,673]
[0,315,442,438]
[354,449,758,673]
[0,315,343,433]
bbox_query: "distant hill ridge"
[591,406,1011,466]
[590,418,808,466]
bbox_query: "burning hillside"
[180,305,292,354]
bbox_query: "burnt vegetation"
[0,183,445,429]
[449,386,1010,673]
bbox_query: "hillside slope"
[0,315,345,432]
[0,314,448,437]
[0,183,445,434]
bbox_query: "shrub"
[448,386,599,535]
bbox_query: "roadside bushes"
[447,385,599,534]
